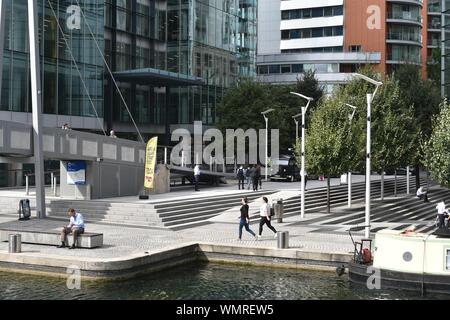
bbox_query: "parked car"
[270,155,300,182]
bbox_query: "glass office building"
[166,0,256,125]
[0,0,256,134]
[0,0,104,118]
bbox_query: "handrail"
[25,170,60,177]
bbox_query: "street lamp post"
[290,92,314,219]
[261,109,274,182]
[344,103,357,209]
[293,113,301,142]
[353,74,382,239]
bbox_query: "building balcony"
[427,3,440,14]
[427,38,440,47]
[386,32,422,46]
[428,23,441,31]
[387,12,422,27]
[386,0,423,7]
[386,53,422,65]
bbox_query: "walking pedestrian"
[304,170,308,191]
[246,166,253,190]
[236,165,245,190]
[257,164,263,189]
[252,165,260,191]
[435,201,448,228]
[194,164,201,191]
[257,196,277,239]
[237,197,257,240]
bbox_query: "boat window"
[446,249,450,270]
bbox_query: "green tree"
[423,99,450,187]
[393,64,442,189]
[217,74,324,153]
[295,95,353,213]
[295,70,324,108]
[319,70,418,200]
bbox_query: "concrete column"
[28,0,46,218]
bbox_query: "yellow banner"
[144,137,158,189]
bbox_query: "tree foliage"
[423,100,450,187]
[217,73,323,152]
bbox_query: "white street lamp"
[344,103,357,209]
[292,113,301,142]
[261,108,274,181]
[290,92,313,219]
[353,73,382,239]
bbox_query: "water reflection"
[0,263,448,300]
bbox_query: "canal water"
[0,263,448,300]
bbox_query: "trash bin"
[277,231,289,249]
[273,198,284,223]
[8,234,21,253]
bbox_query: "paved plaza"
[0,174,426,265]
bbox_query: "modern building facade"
[257,0,433,90]
[0,0,257,186]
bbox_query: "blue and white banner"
[67,161,86,185]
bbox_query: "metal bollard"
[25,175,29,195]
[277,231,289,249]
[53,176,57,196]
[8,234,21,253]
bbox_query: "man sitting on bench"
[416,186,429,203]
[58,208,85,249]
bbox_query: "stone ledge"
[0,242,352,279]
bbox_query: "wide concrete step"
[153,190,273,209]
[161,208,225,222]
[169,220,212,231]
[47,207,156,216]
[163,213,219,227]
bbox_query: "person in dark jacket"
[238,197,257,240]
[252,165,260,191]
[236,166,245,190]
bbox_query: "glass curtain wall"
[167,0,256,125]
[107,0,167,127]
[0,0,104,117]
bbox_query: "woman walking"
[258,196,277,239]
[238,197,257,240]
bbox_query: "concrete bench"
[0,228,103,248]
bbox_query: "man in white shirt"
[436,201,448,229]
[257,196,278,239]
[58,208,85,249]
[416,186,429,202]
[194,164,201,191]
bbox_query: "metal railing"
[387,12,422,23]
[387,31,422,43]
[25,170,60,196]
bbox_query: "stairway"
[47,200,162,227]
[154,189,277,230]
[249,176,421,220]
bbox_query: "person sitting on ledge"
[58,208,85,249]
[416,186,429,203]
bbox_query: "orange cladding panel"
[344,0,386,74]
